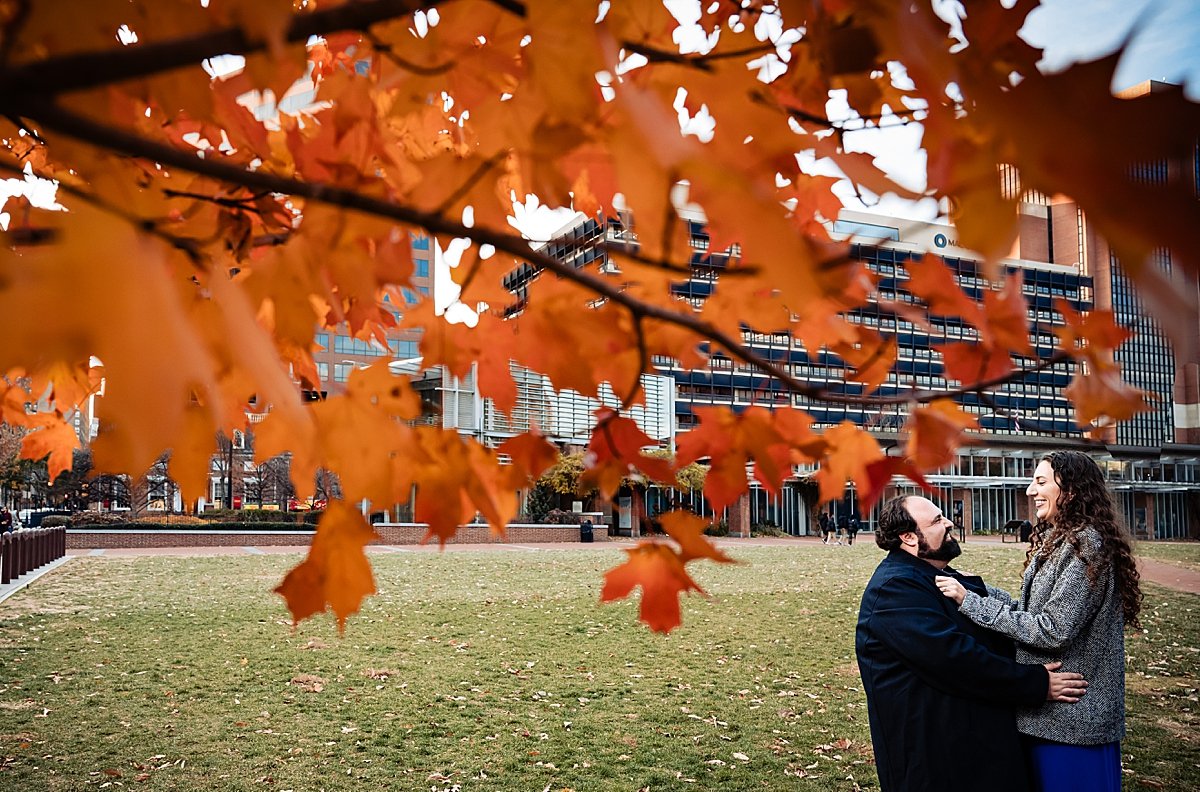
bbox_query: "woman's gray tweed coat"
[958,528,1125,744]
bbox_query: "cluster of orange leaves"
[2,0,1194,633]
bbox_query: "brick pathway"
[1136,557,1200,595]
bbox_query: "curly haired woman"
[935,450,1142,792]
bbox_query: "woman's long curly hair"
[1028,450,1143,628]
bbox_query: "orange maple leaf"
[814,422,883,503]
[658,511,736,565]
[834,326,898,392]
[1054,299,1132,365]
[676,406,766,511]
[581,408,675,499]
[939,341,1012,385]
[1051,298,1147,434]
[906,254,985,326]
[412,428,519,545]
[498,430,560,487]
[274,501,380,633]
[980,272,1032,355]
[675,406,801,511]
[905,399,979,472]
[18,414,78,483]
[1065,368,1149,436]
[404,302,520,414]
[861,457,932,512]
[601,542,704,634]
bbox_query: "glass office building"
[539,205,1199,539]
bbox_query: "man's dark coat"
[856,550,1048,792]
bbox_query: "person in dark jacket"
[857,495,1087,792]
[817,511,831,543]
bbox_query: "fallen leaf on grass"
[288,674,326,693]
[362,668,400,680]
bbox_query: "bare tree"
[313,468,342,505]
[245,453,295,509]
[92,473,132,511]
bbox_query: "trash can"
[579,519,594,543]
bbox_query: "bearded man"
[855,495,1087,792]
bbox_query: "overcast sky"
[837,0,1200,220]
[1023,0,1200,95]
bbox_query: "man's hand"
[1044,661,1088,702]
[935,575,967,605]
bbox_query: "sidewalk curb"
[0,556,74,605]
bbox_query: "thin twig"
[162,187,271,214]
[432,152,505,218]
[619,315,650,411]
[976,389,1069,438]
[365,32,458,77]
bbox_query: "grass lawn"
[1134,540,1200,573]
[1,541,1197,791]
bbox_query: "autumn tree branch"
[599,242,760,278]
[13,98,1079,410]
[0,0,442,99]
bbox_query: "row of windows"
[1109,257,1176,446]
[315,335,420,360]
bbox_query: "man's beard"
[917,529,962,562]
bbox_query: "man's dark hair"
[875,495,917,550]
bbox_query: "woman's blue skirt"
[1023,735,1122,792]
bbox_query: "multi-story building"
[536,193,1200,539]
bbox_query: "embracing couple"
[856,451,1142,792]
